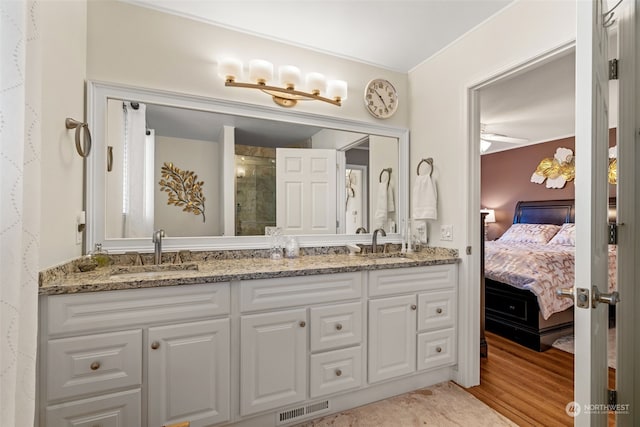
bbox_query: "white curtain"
[0,0,41,425]
[122,102,154,237]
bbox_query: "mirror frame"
[87,80,409,253]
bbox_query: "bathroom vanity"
[38,249,458,427]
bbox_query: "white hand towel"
[412,175,437,220]
[374,181,388,229]
[387,184,395,213]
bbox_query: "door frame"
[458,41,576,388]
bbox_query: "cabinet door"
[368,295,417,383]
[241,308,307,416]
[148,319,230,427]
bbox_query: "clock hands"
[374,90,388,109]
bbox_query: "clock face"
[364,79,398,119]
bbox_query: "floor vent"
[276,400,330,425]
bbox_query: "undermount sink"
[358,252,412,260]
[109,263,199,279]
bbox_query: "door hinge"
[609,59,618,80]
[466,246,472,255]
[608,389,617,406]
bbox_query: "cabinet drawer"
[310,346,362,398]
[47,283,230,336]
[369,265,456,297]
[310,302,362,352]
[417,290,456,332]
[47,329,142,401]
[240,272,361,312]
[417,328,456,371]
[46,388,140,427]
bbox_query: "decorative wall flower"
[530,147,575,189]
[159,162,206,222]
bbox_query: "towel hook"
[379,168,392,189]
[417,158,433,177]
[65,118,92,158]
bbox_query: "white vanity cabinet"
[239,272,363,417]
[39,282,230,427]
[368,265,457,384]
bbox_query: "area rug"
[296,381,516,426]
[552,327,616,369]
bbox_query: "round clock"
[364,79,398,119]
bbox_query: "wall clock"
[364,78,398,119]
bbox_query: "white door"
[573,0,613,423]
[368,295,417,383]
[276,148,337,234]
[240,309,307,416]
[148,319,230,427]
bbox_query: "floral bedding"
[485,241,617,320]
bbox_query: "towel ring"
[379,168,392,184]
[417,158,433,177]
[65,118,92,158]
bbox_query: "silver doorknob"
[436,308,443,314]
[151,341,160,350]
[335,369,342,377]
[410,304,417,310]
[592,287,620,306]
[436,346,442,353]
[299,321,306,327]
[556,288,574,299]
[335,323,343,331]
[90,361,101,371]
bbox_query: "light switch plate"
[440,225,453,241]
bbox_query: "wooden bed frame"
[484,198,616,352]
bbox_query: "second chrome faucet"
[152,229,165,265]
[372,228,386,254]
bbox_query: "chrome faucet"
[152,229,165,265]
[355,227,368,234]
[372,228,387,253]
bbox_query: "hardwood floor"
[466,332,615,427]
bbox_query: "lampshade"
[249,59,273,84]
[218,57,242,82]
[279,65,301,89]
[480,209,496,223]
[306,72,326,95]
[327,80,348,101]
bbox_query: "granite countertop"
[39,247,459,296]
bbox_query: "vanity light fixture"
[218,57,347,108]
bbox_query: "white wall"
[39,1,87,268]
[408,0,577,386]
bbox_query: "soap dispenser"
[91,243,111,267]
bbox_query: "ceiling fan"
[480,124,529,153]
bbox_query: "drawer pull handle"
[436,346,442,353]
[151,341,160,350]
[299,321,306,328]
[335,323,343,331]
[90,361,101,371]
[410,304,417,311]
[436,308,443,314]
[335,369,342,377]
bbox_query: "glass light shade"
[306,72,326,95]
[327,80,348,101]
[480,209,496,223]
[279,65,301,89]
[218,57,242,81]
[249,59,273,84]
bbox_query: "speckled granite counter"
[39,247,459,296]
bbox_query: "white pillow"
[548,223,575,246]
[498,223,561,244]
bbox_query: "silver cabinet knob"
[436,308,443,314]
[90,361,101,371]
[151,341,160,350]
[335,323,343,331]
[410,304,417,311]
[299,321,306,328]
[436,346,442,353]
[335,369,342,377]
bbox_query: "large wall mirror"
[87,81,409,253]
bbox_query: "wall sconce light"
[480,208,495,240]
[218,57,347,108]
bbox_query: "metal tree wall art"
[159,162,206,222]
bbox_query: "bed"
[483,199,617,351]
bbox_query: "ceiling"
[127,0,515,73]
[128,0,586,154]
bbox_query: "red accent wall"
[481,129,616,240]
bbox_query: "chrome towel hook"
[65,117,92,158]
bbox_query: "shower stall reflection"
[235,153,277,236]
